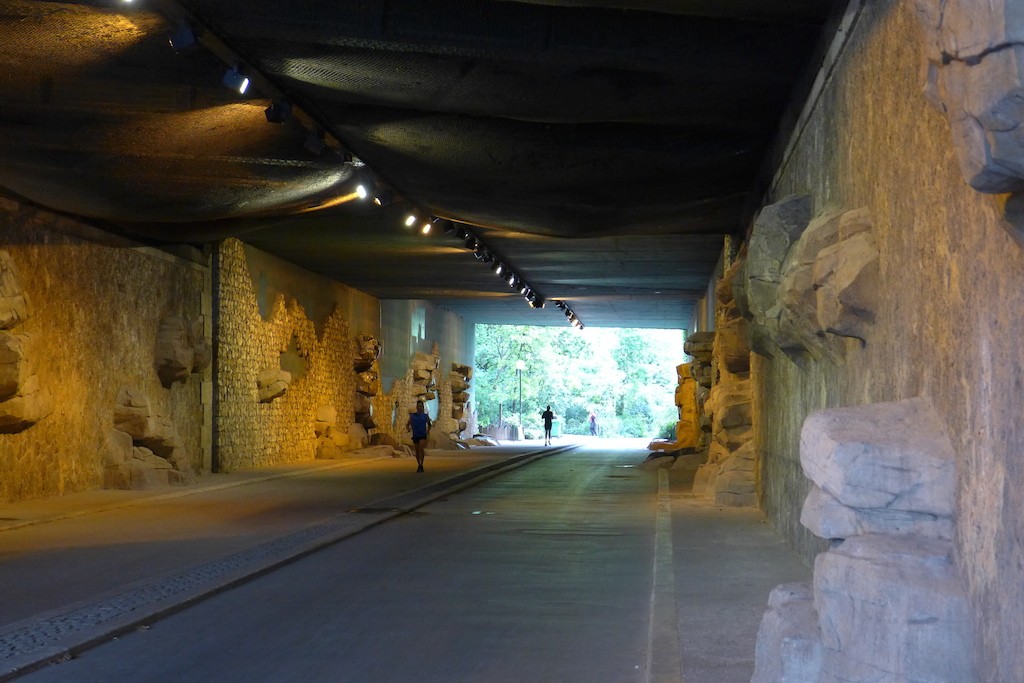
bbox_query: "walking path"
[0,440,809,682]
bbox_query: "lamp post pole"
[515,360,525,440]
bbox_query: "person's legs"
[415,439,425,472]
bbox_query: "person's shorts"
[412,436,425,443]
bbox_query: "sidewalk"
[0,444,569,681]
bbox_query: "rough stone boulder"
[916,0,1024,195]
[751,583,823,683]
[155,315,210,387]
[356,369,380,396]
[448,372,470,393]
[353,334,380,372]
[0,332,32,400]
[801,484,954,541]
[316,426,351,459]
[776,209,846,362]
[313,405,337,437]
[800,397,955,516]
[411,351,438,372]
[714,314,750,375]
[113,386,192,472]
[0,251,32,330]
[348,422,368,450]
[812,209,878,342]
[814,534,972,682]
[257,367,291,403]
[452,363,473,379]
[744,195,813,356]
[353,393,371,414]
[683,331,715,362]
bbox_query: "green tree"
[474,324,682,439]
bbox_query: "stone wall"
[214,239,376,471]
[760,0,1024,678]
[0,199,207,503]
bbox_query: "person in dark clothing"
[407,400,432,472]
[541,405,554,445]
[588,411,597,436]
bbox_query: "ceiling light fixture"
[222,67,249,95]
[372,189,393,207]
[404,213,418,227]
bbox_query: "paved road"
[17,443,809,683]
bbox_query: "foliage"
[473,324,683,439]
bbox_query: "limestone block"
[714,314,750,374]
[356,369,380,396]
[751,583,824,683]
[692,463,718,497]
[458,420,467,433]
[814,534,972,682]
[745,196,813,356]
[154,316,209,387]
[102,429,134,468]
[257,368,291,403]
[719,454,756,474]
[130,447,170,489]
[165,447,192,473]
[0,251,32,330]
[917,1,1024,193]
[452,405,465,420]
[801,485,954,541]
[714,395,752,430]
[675,362,692,381]
[316,428,350,459]
[411,351,438,372]
[776,210,845,362]
[800,398,956,516]
[0,375,53,433]
[424,391,436,401]
[358,413,376,430]
[451,391,469,404]
[353,394,371,414]
[714,468,756,506]
[692,362,713,388]
[348,422,368,450]
[449,373,470,392]
[452,363,473,379]
[413,369,432,382]
[428,429,458,450]
[354,336,377,372]
[683,331,715,362]
[0,332,31,400]
[813,229,879,341]
[714,424,752,451]
[167,469,196,486]
[103,464,132,490]
[369,432,400,448]
[316,404,337,425]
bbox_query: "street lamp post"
[515,360,525,440]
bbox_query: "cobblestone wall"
[0,199,206,503]
[215,239,369,470]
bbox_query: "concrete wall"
[213,238,379,471]
[0,199,208,503]
[374,300,474,441]
[758,0,1024,678]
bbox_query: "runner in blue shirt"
[407,400,432,472]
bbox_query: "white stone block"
[800,398,955,515]
[814,534,972,683]
[752,582,824,683]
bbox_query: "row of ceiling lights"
[134,0,584,329]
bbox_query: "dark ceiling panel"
[0,0,838,328]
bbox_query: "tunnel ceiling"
[0,0,839,329]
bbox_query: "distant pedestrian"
[407,400,432,472]
[541,405,555,445]
[588,411,597,436]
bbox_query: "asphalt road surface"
[18,442,809,683]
